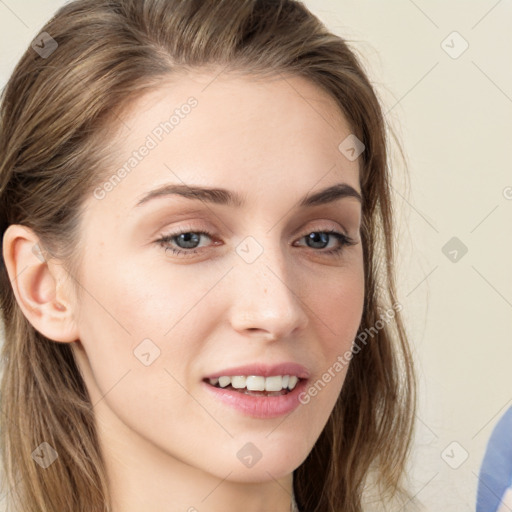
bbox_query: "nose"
[228,240,308,341]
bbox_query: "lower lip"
[202,379,308,419]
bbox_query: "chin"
[209,435,311,483]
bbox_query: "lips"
[202,375,309,418]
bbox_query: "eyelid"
[298,219,351,238]
[159,219,352,241]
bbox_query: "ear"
[2,224,79,343]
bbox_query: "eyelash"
[155,227,357,259]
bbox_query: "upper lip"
[203,362,310,380]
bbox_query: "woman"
[0,1,417,511]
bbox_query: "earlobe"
[2,224,79,343]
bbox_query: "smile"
[206,375,300,393]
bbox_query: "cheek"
[306,260,364,384]
[74,253,224,388]
[295,261,364,445]
[72,256,217,438]
[308,258,365,351]
[78,250,211,337]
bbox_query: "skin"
[4,70,365,512]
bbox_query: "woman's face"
[70,70,365,483]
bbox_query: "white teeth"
[288,376,298,389]
[231,376,246,389]
[246,375,265,391]
[265,376,283,392]
[207,375,300,391]
[218,376,231,388]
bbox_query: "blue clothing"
[477,406,512,512]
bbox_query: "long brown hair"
[0,1,416,510]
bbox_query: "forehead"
[86,69,361,219]
[118,69,355,163]
[124,68,351,131]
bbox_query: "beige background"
[1,1,511,511]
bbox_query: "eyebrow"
[135,182,362,209]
